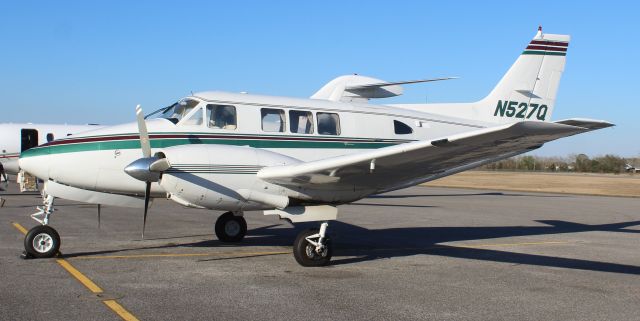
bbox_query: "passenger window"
[317,112,340,135]
[46,133,54,142]
[182,107,204,126]
[289,110,314,134]
[261,108,285,132]
[394,120,413,134]
[206,105,237,130]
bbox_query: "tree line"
[480,154,640,174]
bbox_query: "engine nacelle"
[157,144,300,211]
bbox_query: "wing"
[258,121,612,193]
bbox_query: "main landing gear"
[215,212,333,266]
[215,212,247,242]
[23,194,61,259]
[293,222,332,267]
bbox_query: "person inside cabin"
[209,105,237,130]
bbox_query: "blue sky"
[1,1,638,157]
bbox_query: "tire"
[215,212,247,242]
[24,225,61,258]
[293,228,332,267]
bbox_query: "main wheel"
[24,225,61,258]
[293,228,332,267]
[215,212,247,242]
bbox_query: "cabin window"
[261,108,285,132]
[206,105,237,130]
[317,112,340,135]
[46,133,54,142]
[289,110,314,134]
[182,107,204,126]
[394,120,413,134]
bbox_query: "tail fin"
[391,27,570,124]
[482,26,570,123]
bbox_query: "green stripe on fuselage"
[20,137,398,158]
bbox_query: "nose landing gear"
[23,194,60,259]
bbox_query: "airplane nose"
[2,159,19,174]
[18,147,51,180]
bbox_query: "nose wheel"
[24,225,61,258]
[215,212,247,242]
[293,222,332,267]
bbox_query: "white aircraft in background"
[625,164,639,173]
[18,28,613,266]
[0,123,103,174]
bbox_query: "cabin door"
[21,129,39,151]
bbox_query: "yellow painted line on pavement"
[103,300,141,321]
[73,250,291,260]
[455,241,570,248]
[56,259,104,293]
[11,222,140,321]
[12,222,28,235]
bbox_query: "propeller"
[124,105,170,239]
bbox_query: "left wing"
[258,121,611,193]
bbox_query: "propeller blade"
[97,204,101,229]
[142,181,151,239]
[149,158,171,172]
[136,105,152,158]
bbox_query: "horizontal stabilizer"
[553,118,614,130]
[345,77,458,91]
[311,75,456,103]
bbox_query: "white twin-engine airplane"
[19,28,612,266]
[0,123,102,174]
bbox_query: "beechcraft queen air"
[18,28,612,266]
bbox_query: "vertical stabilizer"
[392,27,570,124]
[481,27,570,123]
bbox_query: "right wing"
[258,121,612,193]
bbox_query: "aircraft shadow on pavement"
[368,192,568,199]
[59,219,640,275]
[60,224,296,259]
[324,219,640,275]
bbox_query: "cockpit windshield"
[145,99,201,124]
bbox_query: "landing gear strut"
[215,212,247,242]
[23,194,60,258]
[293,222,332,267]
